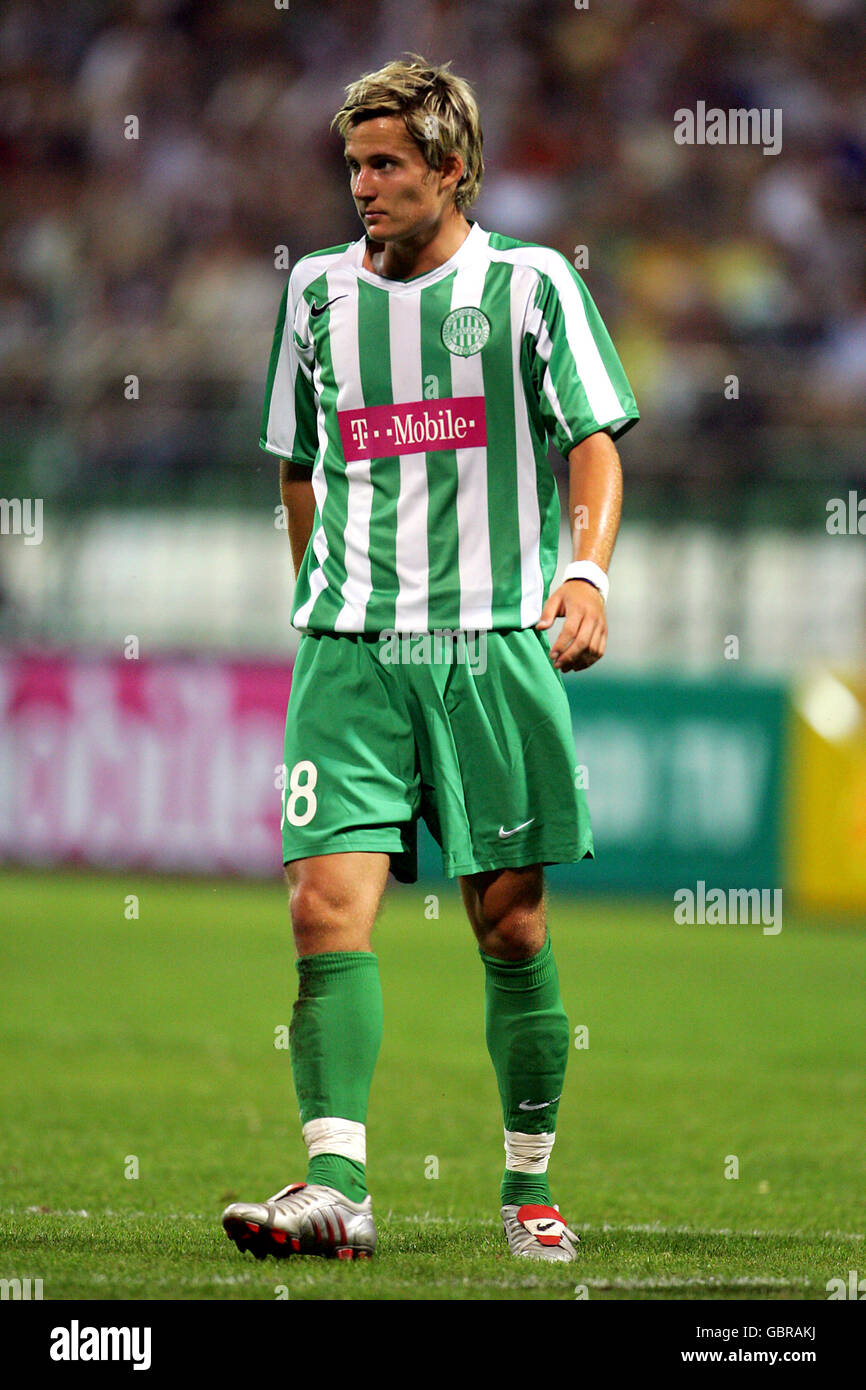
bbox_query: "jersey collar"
[352,220,484,292]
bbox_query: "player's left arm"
[535,428,622,672]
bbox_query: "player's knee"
[288,873,376,955]
[289,877,349,935]
[482,917,547,959]
[475,866,545,938]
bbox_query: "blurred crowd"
[1,0,865,507]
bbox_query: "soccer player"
[222,54,638,1263]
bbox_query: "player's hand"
[536,579,607,672]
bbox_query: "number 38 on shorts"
[281,760,319,828]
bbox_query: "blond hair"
[331,53,484,211]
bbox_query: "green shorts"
[280,627,593,882]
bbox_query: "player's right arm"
[280,458,316,579]
[261,264,320,580]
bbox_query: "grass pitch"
[0,868,863,1301]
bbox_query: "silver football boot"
[501,1202,580,1262]
[222,1182,376,1260]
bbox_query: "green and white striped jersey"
[261,220,638,633]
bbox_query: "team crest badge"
[441,306,491,357]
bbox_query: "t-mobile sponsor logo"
[338,396,487,462]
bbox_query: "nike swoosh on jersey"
[498,818,536,838]
[518,1093,562,1111]
[310,295,347,318]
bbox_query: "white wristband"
[562,560,609,605]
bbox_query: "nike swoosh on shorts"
[498,818,536,838]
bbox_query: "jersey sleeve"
[526,255,639,454]
[259,267,319,465]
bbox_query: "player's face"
[344,115,461,243]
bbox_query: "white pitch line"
[8,1208,865,1244]
[588,1275,812,1290]
[16,1207,209,1221]
[584,1221,865,1243]
[388,1215,865,1242]
[78,1270,814,1294]
[384,1214,865,1242]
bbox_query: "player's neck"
[363,212,472,281]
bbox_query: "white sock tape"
[303,1117,366,1165]
[504,1128,556,1174]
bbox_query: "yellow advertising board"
[788,671,866,909]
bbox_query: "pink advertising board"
[0,649,292,875]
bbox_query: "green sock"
[290,951,383,1204]
[305,1152,367,1201]
[479,934,569,1208]
[498,1170,555,1207]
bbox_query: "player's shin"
[290,951,383,1203]
[479,934,570,1207]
